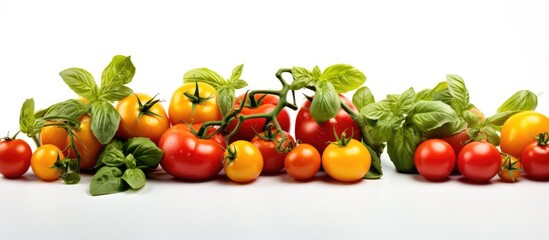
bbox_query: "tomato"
[414,139,456,181]
[521,133,549,180]
[159,124,226,181]
[457,142,501,183]
[295,95,361,155]
[64,115,103,170]
[116,93,170,144]
[284,143,321,180]
[168,82,222,126]
[322,139,371,182]
[251,130,295,174]
[0,138,32,178]
[500,111,549,158]
[40,121,69,150]
[31,144,64,181]
[223,140,263,183]
[498,154,522,182]
[236,93,280,106]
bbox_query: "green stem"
[32,134,41,148]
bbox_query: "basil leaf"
[123,137,163,168]
[90,166,127,196]
[360,101,391,120]
[432,89,452,106]
[497,90,538,113]
[121,168,146,190]
[426,120,467,138]
[320,64,366,93]
[290,67,314,90]
[484,126,500,146]
[409,100,459,132]
[447,74,472,112]
[59,68,99,102]
[90,101,120,144]
[312,66,322,79]
[364,144,382,179]
[416,81,448,101]
[462,109,480,128]
[230,79,248,89]
[217,86,236,117]
[19,98,36,135]
[310,81,340,123]
[101,55,135,86]
[387,126,421,173]
[98,84,133,102]
[229,64,243,82]
[97,142,125,167]
[398,87,416,114]
[483,111,519,127]
[61,172,81,185]
[369,117,399,143]
[125,154,137,169]
[352,86,375,111]
[44,99,88,120]
[183,68,226,89]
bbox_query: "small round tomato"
[168,82,222,126]
[116,93,170,144]
[223,140,263,183]
[159,124,226,181]
[457,142,501,183]
[295,95,361,155]
[31,144,64,181]
[64,115,103,170]
[0,138,32,178]
[500,111,549,158]
[251,129,295,174]
[414,139,456,181]
[322,139,371,182]
[284,143,321,180]
[521,133,549,180]
[498,154,522,183]
[40,121,69,150]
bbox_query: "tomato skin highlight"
[284,144,321,180]
[168,82,222,126]
[31,144,64,181]
[295,95,361,155]
[500,111,549,158]
[414,139,456,181]
[223,140,264,183]
[322,139,371,182]
[64,115,103,170]
[251,130,295,174]
[457,142,501,183]
[0,139,32,179]
[521,141,549,180]
[116,93,170,144]
[158,124,226,181]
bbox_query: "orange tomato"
[168,82,222,125]
[65,115,103,170]
[116,93,170,143]
[31,144,64,181]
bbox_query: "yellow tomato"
[116,93,170,144]
[322,139,371,182]
[40,121,69,150]
[31,144,64,181]
[223,140,263,183]
[500,111,549,158]
[168,82,222,125]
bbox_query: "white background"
[1,0,549,239]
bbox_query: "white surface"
[1,0,548,239]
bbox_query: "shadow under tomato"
[318,174,364,185]
[277,173,320,183]
[522,175,549,182]
[411,174,451,183]
[456,176,493,185]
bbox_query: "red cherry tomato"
[284,144,321,180]
[414,139,456,181]
[0,138,32,179]
[521,133,549,180]
[251,130,295,174]
[457,142,501,183]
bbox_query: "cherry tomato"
[251,129,295,174]
[414,139,456,181]
[159,124,226,181]
[322,139,371,182]
[284,143,321,180]
[223,140,263,183]
[116,93,170,144]
[521,133,549,180]
[295,95,361,155]
[0,138,32,179]
[64,115,103,170]
[457,142,501,183]
[31,144,64,181]
[500,111,549,158]
[498,154,522,183]
[40,121,69,150]
[440,130,469,173]
[168,82,222,126]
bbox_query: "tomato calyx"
[1,131,21,141]
[330,127,354,147]
[535,132,549,146]
[223,144,238,167]
[183,81,215,116]
[135,93,165,122]
[499,153,522,183]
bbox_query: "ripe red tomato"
[251,130,295,174]
[295,95,361,155]
[236,93,280,106]
[414,139,456,181]
[0,138,32,179]
[521,133,549,180]
[284,143,321,180]
[457,142,501,183]
[158,124,227,181]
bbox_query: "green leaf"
[497,90,538,113]
[98,142,126,167]
[290,67,315,90]
[320,64,366,93]
[409,100,459,132]
[369,118,399,143]
[310,81,340,123]
[484,126,500,146]
[217,86,236,117]
[230,79,248,89]
[416,81,448,101]
[425,120,467,138]
[183,68,226,89]
[432,89,452,106]
[101,55,136,86]
[90,167,127,196]
[44,99,88,120]
[229,64,244,82]
[121,168,146,190]
[387,126,421,173]
[398,87,416,114]
[483,111,519,127]
[446,74,471,112]
[360,101,391,120]
[462,109,480,128]
[19,98,36,135]
[123,137,163,168]
[61,172,81,185]
[364,144,382,179]
[312,66,322,79]
[352,86,375,111]
[59,68,99,102]
[90,101,120,144]
[125,154,137,169]
[98,84,133,102]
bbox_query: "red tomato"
[284,144,321,180]
[236,93,280,106]
[0,138,32,179]
[457,142,501,183]
[158,124,227,181]
[414,139,456,181]
[295,95,361,155]
[251,130,295,174]
[521,133,549,180]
